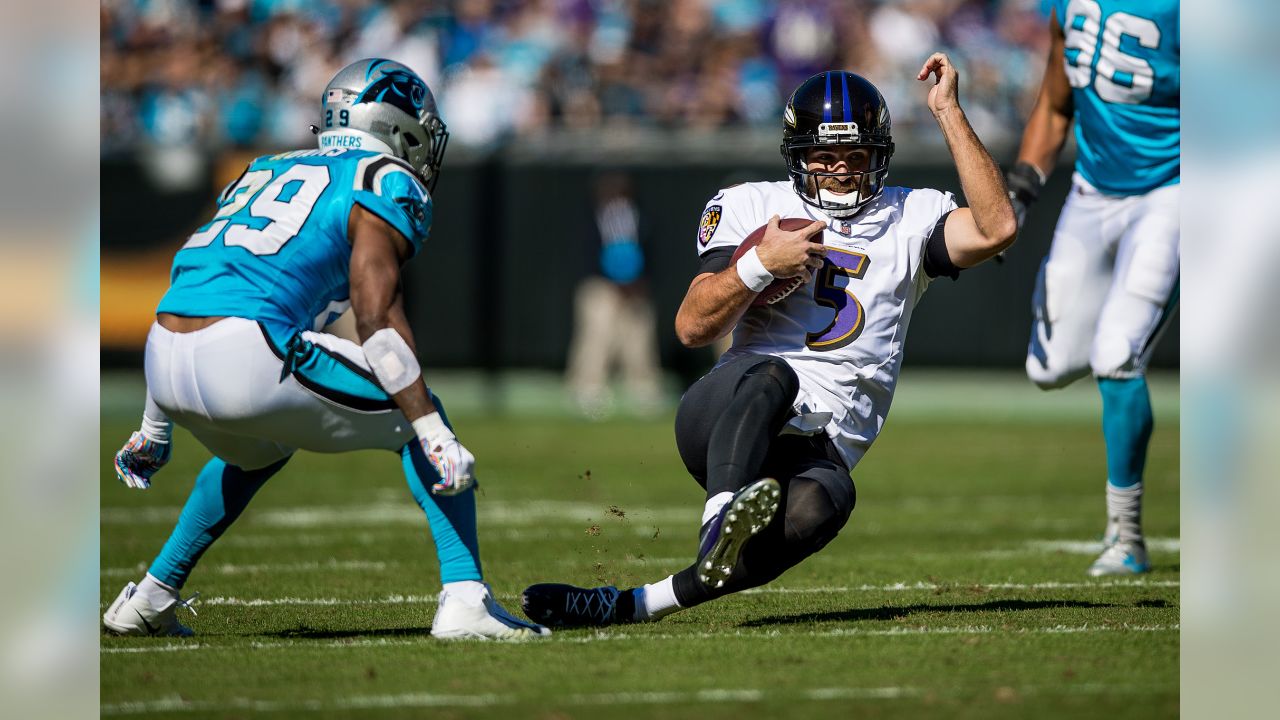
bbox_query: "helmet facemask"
[313,59,451,193]
[784,137,892,219]
[395,112,449,194]
[780,72,895,219]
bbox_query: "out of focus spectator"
[101,0,1051,156]
[565,172,662,418]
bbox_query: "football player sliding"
[104,59,549,640]
[1007,0,1179,576]
[522,55,1017,627]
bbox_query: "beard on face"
[805,171,867,198]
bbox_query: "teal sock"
[1097,376,1153,488]
[148,456,289,587]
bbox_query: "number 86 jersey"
[697,181,957,471]
[157,147,432,337]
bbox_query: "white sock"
[633,576,681,622]
[443,580,487,604]
[1105,481,1143,544]
[137,573,179,612]
[702,492,734,526]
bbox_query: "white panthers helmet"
[313,58,449,191]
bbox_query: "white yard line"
[101,644,204,655]
[199,594,440,607]
[103,623,1179,656]
[101,687,894,714]
[740,579,1180,594]
[101,501,694,528]
[1024,538,1180,554]
[101,671,1174,715]
[98,578,1180,610]
[102,560,388,579]
[105,498,1160,528]
[99,578,1181,611]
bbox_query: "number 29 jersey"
[697,181,957,471]
[156,147,432,338]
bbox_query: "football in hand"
[731,218,820,307]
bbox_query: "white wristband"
[412,412,455,448]
[735,247,775,293]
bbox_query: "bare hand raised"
[918,52,960,117]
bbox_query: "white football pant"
[144,317,414,470]
[1026,176,1179,387]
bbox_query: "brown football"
[730,218,820,307]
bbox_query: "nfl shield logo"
[835,219,853,235]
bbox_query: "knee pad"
[783,475,854,551]
[1026,353,1086,390]
[1090,331,1139,379]
[741,357,800,403]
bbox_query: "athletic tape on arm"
[362,328,422,395]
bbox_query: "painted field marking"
[739,579,1180,594]
[98,578,1180,611]
[102,559,388,579]
[103,496,1145,528]
[101,644,204,655]
[102,501,697,527]
[101,672,1176,715]
[101,686,915,715]
[103,623,1179,656]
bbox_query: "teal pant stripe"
[259,323,396,412]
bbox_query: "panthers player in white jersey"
[103,59,549,640]
[522,55,1017,627]
[1006,0,1179,576]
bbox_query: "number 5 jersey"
[696,181,957,471]
[157,147,432,342]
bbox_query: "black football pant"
[668,353,856,608]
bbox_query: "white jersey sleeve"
[901,188,959,297]
[695,184,772,256]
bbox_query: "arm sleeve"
[351,156,433,256]
[697,246,735,275]
[922,210,961,280]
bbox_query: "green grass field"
[101,371,1179,719]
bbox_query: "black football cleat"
[521,583,626,628]
[697,478,781,589]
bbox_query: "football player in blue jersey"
[103,59,549,640]
[1007,1,1179,575]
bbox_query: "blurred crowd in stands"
[101,0,1052,155]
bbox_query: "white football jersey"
[696,180,958,471]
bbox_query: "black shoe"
[520,583,627,628]
[697,478,781,589]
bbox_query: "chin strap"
[816,187,868,218]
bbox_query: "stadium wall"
[100,142,1179,376]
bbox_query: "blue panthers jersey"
[157,148,431,338]
[1055,0,1179,195]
